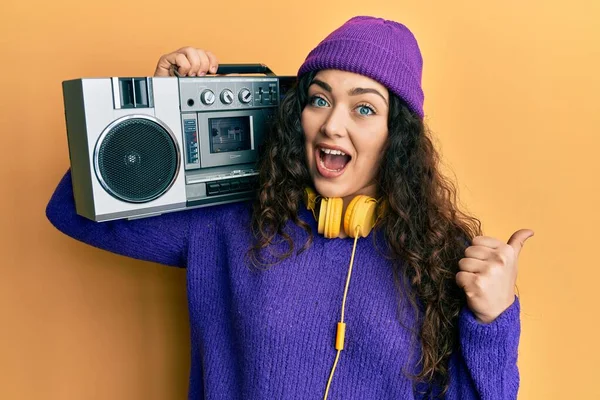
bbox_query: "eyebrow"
[310,79,389,106]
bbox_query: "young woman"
[47,16,532,399]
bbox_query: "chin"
[312,178,352,199]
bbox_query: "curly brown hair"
[248,71,482,397]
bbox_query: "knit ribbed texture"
[46,170,520,399]
[298,16,425,118]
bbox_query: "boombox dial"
[220,89,234,104]
[238,88,252,104]
[200,89,215,105]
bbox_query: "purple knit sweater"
[46,170,520,399]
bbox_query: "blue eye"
[310,96,329,107]
[357,104,375,116]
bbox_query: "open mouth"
[317,146,352,175]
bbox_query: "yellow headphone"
[303,187,379,239]
[303,187,386,399]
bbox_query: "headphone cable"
[323,226,361,400]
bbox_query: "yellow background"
[1,0,598,398]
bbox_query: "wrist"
[474,295,517,324]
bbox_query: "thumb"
[507,229,535,257]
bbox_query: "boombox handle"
[171,63,275,77]
[216,64,275,76]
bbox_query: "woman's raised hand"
[153,47,219,77]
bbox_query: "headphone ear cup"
[317,196,343,238]
[324,197,343,238]
[317,197,327,235]
[344,195,378,238]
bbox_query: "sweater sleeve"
[46,169,196,267]
[443,296,521,400]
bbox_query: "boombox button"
[239,178,251,190]
[207,183,220,195]
[230,180,240,190]
[219,182,231,193]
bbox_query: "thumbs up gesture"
[456,229,534,324]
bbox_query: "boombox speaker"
[62,64,295,222]
[95,115,179,203]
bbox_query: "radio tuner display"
[208,116,252,154]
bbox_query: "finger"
[174,53,192,76]
[195,50,210,76]
[464,245,493,261]
[507,229,535,257]
[180,47,202,76]
[458,258,488,273]
[455,271,476,291]
[471,235,504,249]
[205,51,219,74]
[154,53,180,77]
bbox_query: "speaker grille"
[96,117,179,203]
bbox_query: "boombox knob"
[220,89,234,105]
[201,89,216,105]
[238,88,252,104]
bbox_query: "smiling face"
[301,69,390,200]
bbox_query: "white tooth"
[320,147,348,156]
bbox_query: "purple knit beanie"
[298,16,424,118]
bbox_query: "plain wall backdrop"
[1,0,599,398]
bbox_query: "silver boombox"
[62,64,295,222]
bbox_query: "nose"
[320,105,348,138]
